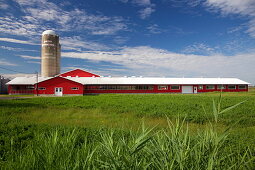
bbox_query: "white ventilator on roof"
[65,77,250,85]
[42,30,56,36]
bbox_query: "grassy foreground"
[0,91,255,169]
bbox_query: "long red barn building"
[7,69,249,96]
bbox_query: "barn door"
[55,87,63,96]
[194,86,198,94]
[182,86,193,94]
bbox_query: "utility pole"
[35,71,38,96]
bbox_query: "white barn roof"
[66,77,250,85]
[6,77,52,85]
[7,76,250,85]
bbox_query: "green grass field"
[1,90,255,169]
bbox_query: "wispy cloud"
[61,46,255,83]
[0,16,42,36]
[0,0,9,9]
[133,0,155,19]
[0,46,36,52]
[147,24,163,34]
[0,37,37,45]
[0,59,17,66]
[204,0,255,37]
[1,0,127,37]
[113,36,129,44]
[139,7,155,19]
[182,43,217,55]
[26,61,40,64]
[61,36,110,51]
[2,73,35,79]
[19,55,40,60]
[119,0,155,19]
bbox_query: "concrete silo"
[41,30,61,77]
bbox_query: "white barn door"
[55,87,63,96]
[182,86,193,94]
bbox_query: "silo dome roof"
[42,30,56,35]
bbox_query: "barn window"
[158,85,168,90]
[238,85,246,89]
[26,85,34,89]
[228,85,236,89]
[71,87,79,90]
[217,85,226,89]
[38,87,46,90]
[198,85,203,90]
[206,85,214,90]
[171,85,180,90]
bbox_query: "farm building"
[5,30,250,96]
[7,69,249,96]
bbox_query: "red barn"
[7,69,249,96]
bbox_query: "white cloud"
[113,36,129,44]
[61,36,109,51]
[0,16,42,36]
[130,0,155,19]
[19,55,40,60]
[2,73,35,79]
[182,43,217,55]
[26,61,40,64]
[147,24,163,34]
[0,59,17,66]
[61,46,255,83]
[139,7,155,19]
[0,46,36,52]
[0,37,37,45]
[0,0,8,9]
[4,0,127,36]
[133,0,152,6]
[204,0,255,37]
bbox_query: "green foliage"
[0,92,255,169]
[0,122,254,169]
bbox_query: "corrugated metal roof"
[6,76,250,85]
[65,77,250,85]
[6,77,52,85]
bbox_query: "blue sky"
[0,0,255,84]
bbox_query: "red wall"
[84,84,248,94]
[8,85,34,94]
[84,85,182,94]
[36,77,83,95]
[59,69,100,77]
[196,85,248,93]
